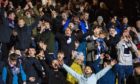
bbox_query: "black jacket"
[56,33,75,65]
[36,29,55,53]
[15,16,40,50]
[0,7,12,43]
[105,35,120,59]
[43,62,66,84]
[23,57,44,83]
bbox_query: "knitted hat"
[73,51,84,60]
[97,16,103,21]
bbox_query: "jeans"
[117,65,133,84]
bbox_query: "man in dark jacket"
[15,15,40,52]
[105,27,120,59]
[23,47,45,84]
[0,4,15,62]
[56,27,75,65]
[36,19,55,55]
[44,59,66,84]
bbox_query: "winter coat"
[0,8,12,43]
[67,61,83,84]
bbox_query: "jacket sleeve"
[33,59,44,72]
[116,41,123,49]
[2,67,7,84]
[63,64,81,80]
[0,7,9,26]
[20,64,26,82]
[130,41,138,52]
[41,60,50,76]
[47,32,55,53]
[95,66,112,80]
[92,58,102,73]
[29,16,40,30]
[63,18,71,31]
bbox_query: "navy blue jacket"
[15,16,40,50]
[23,57,43,80]
[0,8,12,43]
[23,57,44,83]
[105,35,120,59]
[92,58,116,84]
[56,33,75,65]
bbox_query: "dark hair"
[103,59,111,65]
[9,53,18,61]
[85,65,95,73]
[58,50,64,54]
[7,10,15,16]
[75,30,83,42]
[38,38,46,44]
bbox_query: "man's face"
[83,13,89,21]
[109,28,116,36]
[28,48,36,56]
[93,27,101,36]
[44,22,50,29]
[10,60,17,66]
[65,28,72,36]
[123,29,129,37]
[68,22,74,30]
[18,19,25,27]
[136,20,140,28]
[62,12,68,20]
[57,53,64,61]
[84,66,92,75]
[51,60,59,70]
[122,17,128,24]
[9,13,16,20]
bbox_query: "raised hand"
[131,27,138,33]
[3,0,8,8]
[57,53,64,61]
[24,4,29,10]
[29,77,35,82]
[111,60,117,66]
[28,1,33,8]
[58,59,64,66]
[9,1,14,9]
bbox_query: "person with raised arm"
[59,58,116,84]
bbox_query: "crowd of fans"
[0,0,140,84]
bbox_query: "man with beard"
[44,59,66,84]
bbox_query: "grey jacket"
[116,40,138,65]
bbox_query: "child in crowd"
[2,53,26,84]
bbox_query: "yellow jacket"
[67,61,83,84]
